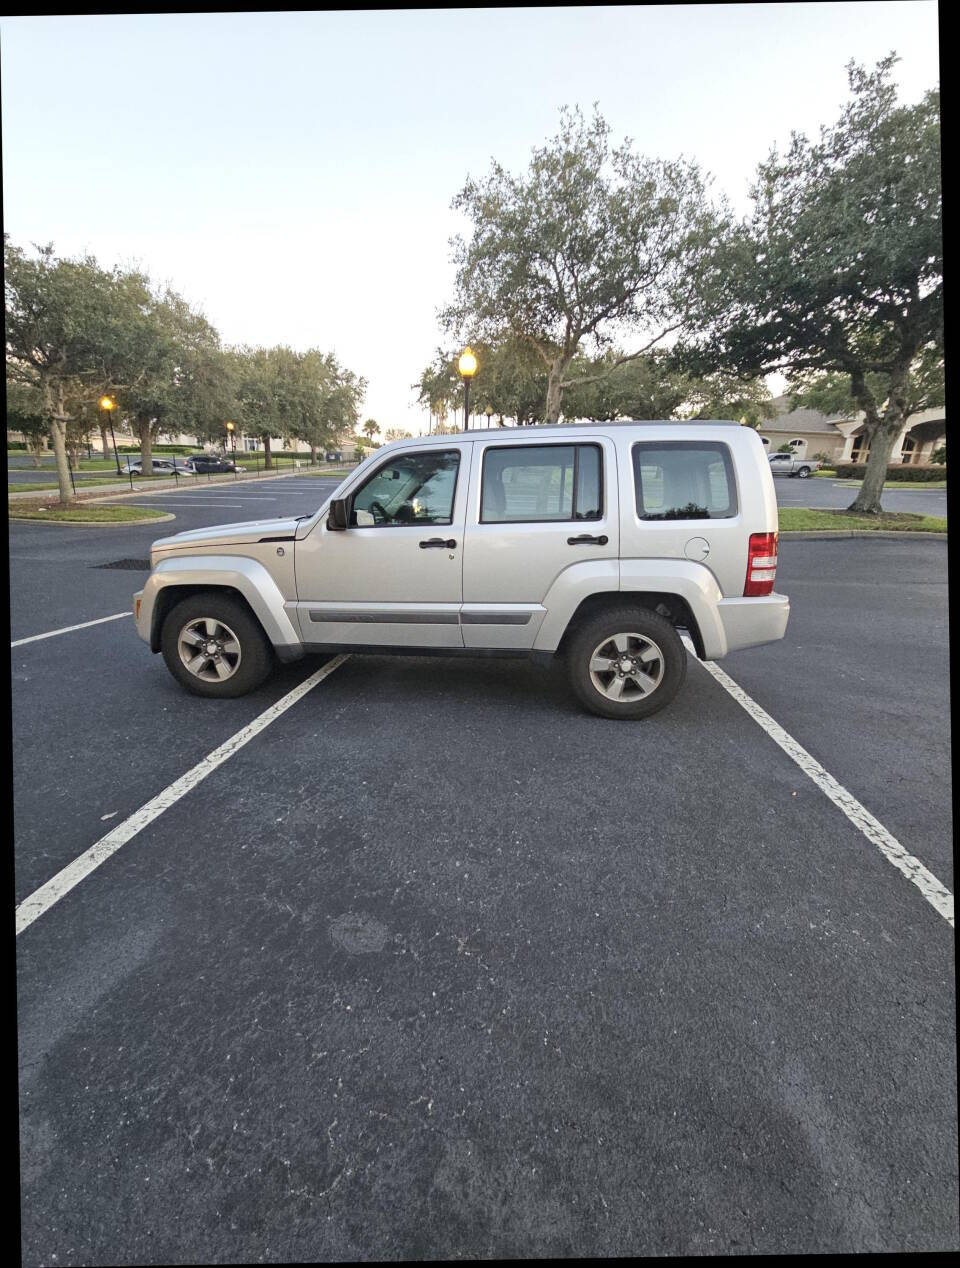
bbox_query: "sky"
[1,4,941,437]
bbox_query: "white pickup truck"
[133,421,790,720]
[767,452,821,478]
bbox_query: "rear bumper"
[714,592,789,656]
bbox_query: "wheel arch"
[150,584,262,652]
[555,590,706,659]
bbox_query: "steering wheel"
[368,499,390,524]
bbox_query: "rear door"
[461,437,618,648]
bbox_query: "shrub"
[811,451,833,463]
[833,463,946,482]
[776,443,793,453]
[931,446,947,465]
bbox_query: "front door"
[293,444,469,648]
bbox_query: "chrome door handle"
[567,534,608,546]
[419,538,457,549]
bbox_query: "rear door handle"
[567,534,608,546]
[419,538,457,549]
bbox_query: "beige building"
[756,396,946,464]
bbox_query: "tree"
[4,237,149,504]
[5,375,49,465]
[112,286,231,474]
[384,428,412,442]
[560,349,774,424]
[415,337,548,429]
[362,418,381,441]
[680,57,941,513]
[785,340,944,448]
[229,345,294,468]
[441,105,727,424]
[286,351,365,463]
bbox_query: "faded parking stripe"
[15,655,349,935]
[684,640,954,927]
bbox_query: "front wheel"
[565,606,687,720]
[160,592,275,697]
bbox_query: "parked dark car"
[186,454,238,473]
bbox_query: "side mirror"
[327,497,350,531]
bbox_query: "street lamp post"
[457,346,478,431]
[225,420,237,463]
[99,396,121,474]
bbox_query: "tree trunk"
[847,423,901,513]
[49,417,73,505]
[263,435,273,470]
[310,444,317,466]
[544,357,571,424]
[100,424,110,457]
[138,414,153,476]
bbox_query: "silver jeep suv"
[133,422,789,719]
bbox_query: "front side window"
[633,441,737,520]
[351,449,460,527]
[480,444,603,523]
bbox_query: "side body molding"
[140,554,304,659]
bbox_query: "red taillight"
[744,531,778,597]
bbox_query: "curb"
[781,530,947,540]
[9,512,177,527]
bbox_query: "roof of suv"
[393,420,744,444]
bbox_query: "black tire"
[797,466,810,478]
[565,605,688,720]
[160,591,275,698]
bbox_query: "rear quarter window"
[632,441,737,520]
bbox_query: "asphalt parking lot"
[13,476,956,1261]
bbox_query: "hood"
[151,516,302,554]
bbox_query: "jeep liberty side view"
[133,422,789,719]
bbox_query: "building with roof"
[756,396,946,464]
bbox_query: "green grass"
[779,508,947,533]
[829,479,946,489]
[10,505,172,523]
[8,475,149,492]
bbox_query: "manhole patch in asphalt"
[329,912,390,954]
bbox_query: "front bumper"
[133,589,150,644]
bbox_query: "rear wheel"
[565,606,687,720]
[797,466,811,478]
[160,592,274,697]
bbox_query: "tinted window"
[481,444,602,523]
[351,449,460,526]
[632,441,736,520]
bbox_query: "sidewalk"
[8,464,351,503]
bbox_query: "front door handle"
[420,537,457,549]
[567,534,608,546]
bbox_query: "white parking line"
[123,501,247,508]
[15,655,349,935]
[11,612,130,647]
[684,642,954,927]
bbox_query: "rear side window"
[481,444,603,523]
[632,441,737,520]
